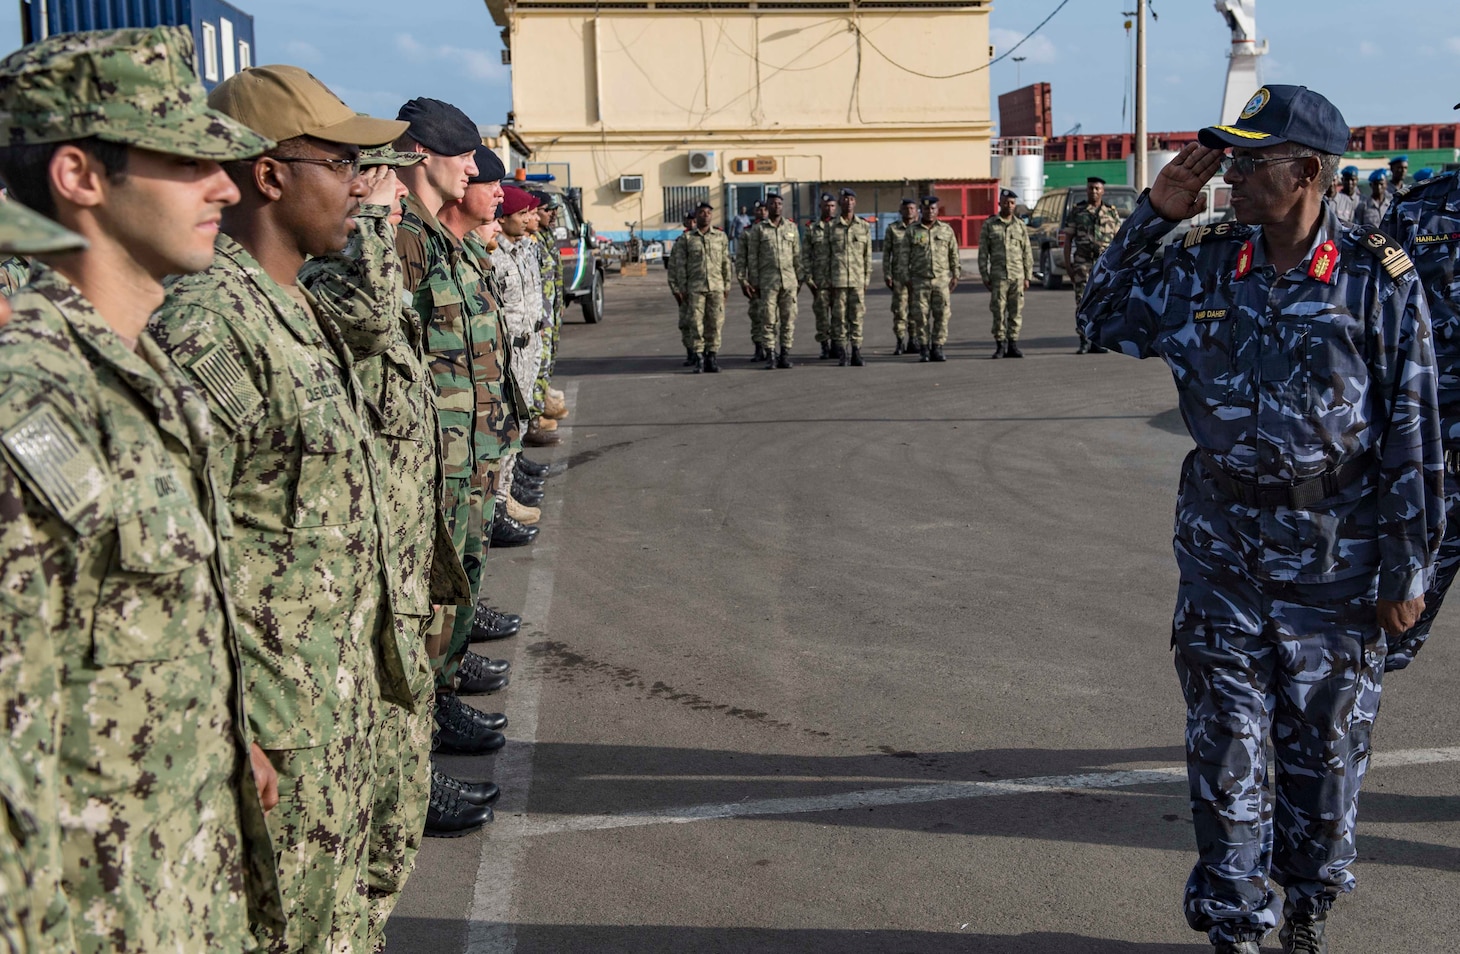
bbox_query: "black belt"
[1198,450,1373,510]
[1445,449,1460,476]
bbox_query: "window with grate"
[663,186,711,227]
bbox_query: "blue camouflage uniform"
[1385,169,1460,671]
[1080,190,1443,943]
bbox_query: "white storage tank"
[994,137,1046,208]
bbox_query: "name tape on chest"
[1,403,105,523]
[1415,232,1460,245]
[185,343,265,431]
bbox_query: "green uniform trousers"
[430,475,484,689]
[908,280,952,346]
[812,287,830,343]
[1070,262,1093,344]
[365,619,433,951]
[747,294,768,349]
[890,280,910,339]
[688,291,727,352]
[988,277,1024,343]
[762,286,797,352]
[829,286,866,347]
[678,298,695,351]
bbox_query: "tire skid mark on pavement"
[465,381,579,954]
[496,745,1460,840]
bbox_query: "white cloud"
[990,28,1057,65]
[1357,40,1378,57]
[1446,36,1460,54]
[397,33,506,82]
[284,40,321,62]
[331,84,409,117]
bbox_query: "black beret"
[840,187,856,197]
[999,189,1019,202]
[1086,176,1106,185]
[395,97,480,156]
[696,201,714,211]
[820,192,835,202]
[466,144,506,183]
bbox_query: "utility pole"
[1134,0,1147,189]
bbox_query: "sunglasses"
[1219,155,1309,176]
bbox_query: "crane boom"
[1214,0,1269,123]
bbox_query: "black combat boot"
[765,346,777,369]
[704,351,720,373]
[1089,341,1110,354]
[424,773,493,837]
[919,343,930,363]
[838,344,851,367]
[753,343,767,362]
[470,603,521,642]
[1279,909,1328,954]
[510,480,543,507]
[893,337,905,355]
[1075,334,1090,355]
[491,501,539,546]
[1005,340,1024,358]
[850,346,864,367]
[433,693,506,754]
[931,344,947,362]
[431,769,500,806]
[693,352,704,373]
[776,349,793,369]
[820,340,831,359]
[684,346,699,366]
[456,651,511,697]
[517,456,550,479]
[991,340,1005,359]
[908,337,922,356]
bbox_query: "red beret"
[500,185,540,216]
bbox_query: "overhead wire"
[855,0,1074,81]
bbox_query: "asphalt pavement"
[385,271,1460,954]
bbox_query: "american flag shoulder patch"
[185,344,263,430]
[2,403,106,524]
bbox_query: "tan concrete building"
[484,0,995,240]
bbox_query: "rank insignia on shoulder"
[1361,230,1416,280]
[1183,222,1235,248]
[1,403,106,524]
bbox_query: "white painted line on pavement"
[502,745,1460,840]
[464,382,578,954]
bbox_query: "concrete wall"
[497,3,993,239]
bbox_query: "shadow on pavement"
[384,922,1205,954]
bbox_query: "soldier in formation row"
[0,25,571,954]
[978,189,1032,359]
[667,201,731,373]
[1080,82,1460,954]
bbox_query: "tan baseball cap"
[209,65,408,147]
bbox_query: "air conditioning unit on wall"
[687,151,717,175]
[619,175,644,193]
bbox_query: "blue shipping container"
[20,0,257,91]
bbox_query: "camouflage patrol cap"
[0,198,85,254]
[359,146,424,168]
[0,26,272,160]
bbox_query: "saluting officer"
[1080,85,1442,954]
[668,202,732,373]
[1064,176,1122,353]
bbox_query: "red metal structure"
[998,83,1053,139]
[1045,124,1460,162]
[933,180,999,248]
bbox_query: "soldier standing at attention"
[827,188,872,367]
[0,28,283,953]
[1384,146,1460,674]
[674,212,697,365]
[150,66,404,954]
[1332,165,1361,226]
[882,198,917,354]
[1354,169,1390,228]
[736,201,768,360]
[744,191,804,369]
[1064,176,1122,354]
[667,202,732,373]
[804,192,837,358]
[906,196,961,363]
[980,189,1034,359]
[1080,85,1442,954]
[1387,155,1407,194]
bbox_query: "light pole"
[1012,55,1026,87]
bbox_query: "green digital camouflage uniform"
[299,203,471,948]
[152,234,392,954]
[734,224,767,350]
[0,25,283,954]
[977,213,1033,343]
[744,217,804,352]
[1064,198,1122,342]
[906,220,962,346]
[667,226,732,352]
[881,220,912,341]
[0,256,30,297]
[531,230,563,416]
[826,215,872,348]
[1,266,284,954]
[804,217,832,345]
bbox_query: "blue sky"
[1,1,1456,136]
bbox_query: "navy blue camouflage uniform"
[1384,169,1460,671]
[1079,195,1443,944]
